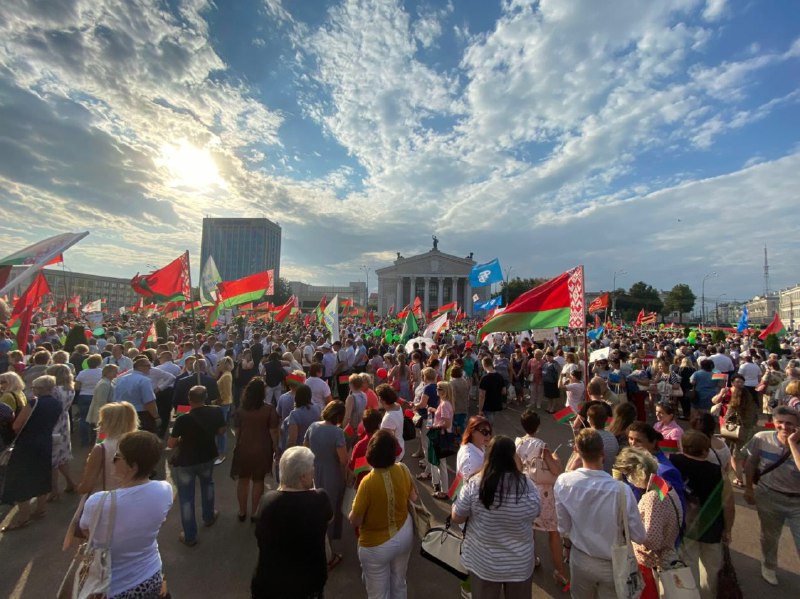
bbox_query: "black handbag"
[433,430,460,459]
[402,416,416,441]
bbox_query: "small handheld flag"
[712,373,727,381]
[352,455,371,477]
[648,474,670,501]
[658,439,679,454]
[448,473,464,500]
[553,406,576,424]
[176,405,191,414]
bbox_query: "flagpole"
[582,266,589,403]
[184,251,199,336]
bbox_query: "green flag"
[400,309,419,341]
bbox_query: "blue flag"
[587,327,605,341]
[474,296,503,311]
[469,258,503,287]
[737,306,749,333]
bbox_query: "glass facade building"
[200,217,281,283]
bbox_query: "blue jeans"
[77,394,94,447]
[173,460,216,543]
[216,404,231,456]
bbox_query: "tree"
[613,281,663,321]
[764,333,780,354]
[499,277,549,305]
[663,284,696,324]
[272,277,293,305]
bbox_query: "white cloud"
[702,0,727,21]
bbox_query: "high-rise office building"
[200,217,281,283]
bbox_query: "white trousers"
[569,548,616,599]
[358,516,413,599]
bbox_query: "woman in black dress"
[1,375,62,531]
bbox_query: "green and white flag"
[199,255,222,306]
[401,308,419,341]
[323,294,340,343]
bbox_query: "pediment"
[376,250,476,277]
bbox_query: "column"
[451,277,458,309]
[437,276,444,310]
[465,279,472,316]
[423,277,430,315]
[410,277,416,306]
[396,277,403,312]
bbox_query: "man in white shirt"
[738,354,762,392]
[555,429,646,598]
[709,345,734,375]
[306,363,333,410]
[102,344,134,373]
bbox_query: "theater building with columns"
[375,239,490,317]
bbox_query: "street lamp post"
[360,265,370,308]
[714,293,727,326]
[701,271,718,325]
[611,270,627,317]
[503,267,514,306]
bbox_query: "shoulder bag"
[400,463,432,540]
[0,398,38,498]
[524,443,558,486]
[716,543,744,599]
[58,490,117,599]
[656,493,700,599]
[611,483,645,599]
[420,516,469,580]
[719,411,741,441]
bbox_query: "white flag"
[83,299,102,313]
[422,312,449,339]
[0,231,89,295]
[199,255,223,306]
[472,294,479,302]
[323,295,340,343]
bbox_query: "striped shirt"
[453,474,541,582]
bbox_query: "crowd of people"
[1,301,800,598]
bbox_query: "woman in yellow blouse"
[216,356,234,465]
[349,429,416,598]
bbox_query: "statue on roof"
[432,235,439,250]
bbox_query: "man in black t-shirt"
[167,385,226,546]
[478,356,506,424]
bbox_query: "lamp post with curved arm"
[701,272,718,325]
[611,269,627,317]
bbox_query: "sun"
[158,141,226,189]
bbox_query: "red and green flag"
[9,272,51,350]
[353,455,370,478]
[431,301,458,318]
[479,267,585,336]
[648,474,670,501]
[273,296,298,323]
[758,312,786,340]
[658,439,680,454]
[139,323,157,351]
[217,271,273,307]
[400,307,419,341]
[448,473,464,500]
[131,251,190,302]
[712,372,727,381]
[314,295,328,321]
[553,406,576,424]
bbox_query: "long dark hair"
[241,377,266,410]
[478,435,527,510]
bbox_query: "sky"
[0,0,798,305]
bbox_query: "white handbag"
[57,490,116,599]
[657,561,701,599]
[611,483,644,599]
[420,517,469,580]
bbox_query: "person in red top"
[348,410,383,487]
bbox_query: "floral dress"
[515,435,557,532]
[51,385,75,467]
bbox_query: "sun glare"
[158,141,226,189]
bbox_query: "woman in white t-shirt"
[377,384,405,461]
[560,369,586,414]
[74,354,103,447]
[80,431,173,598]
[456,416,492,481]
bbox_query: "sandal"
[732,479,745,488]
[432,491,449,500]
[416,472,431,480]
[327,553,343,571]
[1,519,31,532]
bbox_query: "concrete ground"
[1,398,798,598]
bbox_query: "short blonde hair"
[348,373,364,390]
[219,356,234,373]
[46,364,74,390]
[614,447,658,489]
[359,372,374,388]
[97,402,139,438]
[0,371,24,393]
[786,380,800,398]
[422,367,437,382]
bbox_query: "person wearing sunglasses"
[456,416,493,482]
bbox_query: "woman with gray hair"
[251,446,333,599]
[614,447,683,598]
[1,375,63,531]
[46,363,78,499]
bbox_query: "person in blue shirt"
[114,357,160,433]
[690,359,719,416]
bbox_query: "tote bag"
[611,483,644,599]
[420,518,469,580]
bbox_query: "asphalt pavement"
[1,398,798,598]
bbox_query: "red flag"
[10,272,51,350]
[587,292,609,314]
[139,323,157,351]
[594,314,600,329]
[273,296,297,322]
[635,309,645,326]
[758,312,787,340]
[217,271,272,307]
[368,310,375,325]
[131,252,190,302]
[303,314,311,327]
[388,303,395,317]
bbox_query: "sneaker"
[203,509,220,527]
[214,456,226,466]
[178,532,197,547]
[761,564,778,585]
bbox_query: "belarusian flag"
[353,455,371,478]
[367,310,375,325]
[9,272,51,350]
[712,372,727,381]
[400,308,419,341]
[139,323,157,351]
[206,297,224,330]
[658,439,679,454]
[131,251,190,302]
[273,296,298,323]
[758,312,786,340]
[553,406,576,424]
[648,474,669,501]
[217,271,273,307]
[314,295,327,321]
[448,473,464,500]
[479,267,585,335]
[432,301,457,318]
